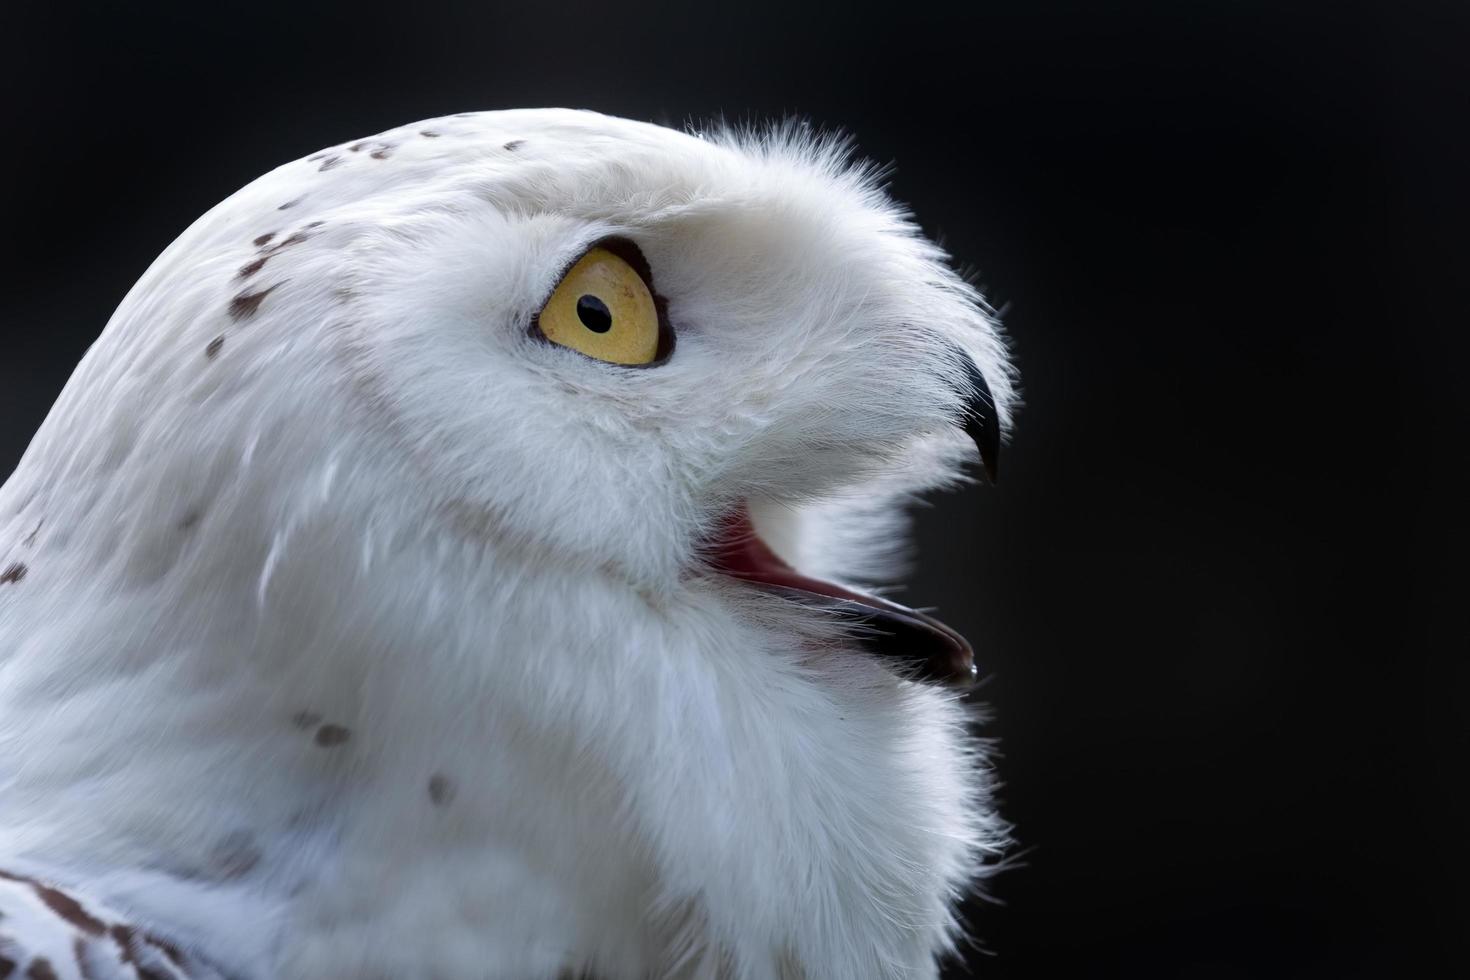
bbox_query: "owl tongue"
[709,507,978,688]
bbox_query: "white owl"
[0,109,1015,979]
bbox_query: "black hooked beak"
[955,352,1001,483]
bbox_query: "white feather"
[0,109,1015,979]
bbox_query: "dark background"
[3,1,1463,976]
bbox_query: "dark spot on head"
[25,957,58,980]
[427,773,455,807]
[228,284,279,321]
[141,933,185,970]
[318,156,342,172]
[108,923,132,947]
[306,151,329,162]
[272,231,309,250]
[110,925,173,979]
[1,563,27,585]
[503,139,525,152]
[22,520,42,547]
[370,148,391,160]
[349,141,369,152]
[314,723,351,747]
[291,710,322,729]
[420,130,441,138]
[178,509,202,531]
[305,220,326,229]
[253,232,276,248]
[205,336,225,359]
[237,255,269,279]
[71,938,93,980]
[278,199,301,210]
[30,881,105,936]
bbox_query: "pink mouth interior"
[707,504,977,687]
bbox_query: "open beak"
[709,503,978,686]
[708,356,1000,688]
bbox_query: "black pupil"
[576,294,613,333]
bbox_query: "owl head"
[0,108,1016,977]
[215,109,1015,684]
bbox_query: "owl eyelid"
[528,236,677,369]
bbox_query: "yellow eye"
[534,245,667,366]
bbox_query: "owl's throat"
[708,505,977,688]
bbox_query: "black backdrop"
[2,2,1462,976]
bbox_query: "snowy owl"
[0,109,1015,979]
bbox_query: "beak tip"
[946,656,980,690]
[964,404,1001,486]
[955,350,1002,485]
